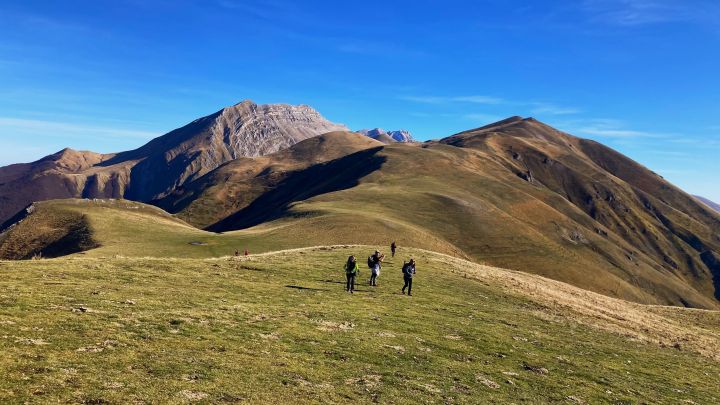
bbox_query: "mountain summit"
[0,100,348,222]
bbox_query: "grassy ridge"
[0,199,466,260]
[1,246,719,403]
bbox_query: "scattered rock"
[315,320,355,332]
[476,374,500,389]
[15,337,48,345]
[452,384,471,394]
[345,374,382,388]
[124,300,136,305]
[76,340,118,353]
[377,331,396,338]
[383,345,405,353]
[414,382,441,393]
[180,390,208,401]
[249,313,271,323]
[566,395,586,404]
[517,170,533,183]
[182,373,204,382]
[523,363,549,375]
[444,335,463,340]
[502,371,519,376]
[258,332,280,340]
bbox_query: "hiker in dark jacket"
[344,255,360,293]
[369,250,384,287]
[401,258,416,296]
[391,241,397,257]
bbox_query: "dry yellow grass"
[424,250,720,361]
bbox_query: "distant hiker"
[368,250,384,287]
[244,249,249,256]
[401,258,416,296]
[391,241,397,257]
[344,255,360,293]
[234,250,240,257]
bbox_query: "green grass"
[1,246,719,403]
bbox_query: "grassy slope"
[156,131,383,229]
[207,141,718,309]
[152,124,720,309]
[0,199,305,259]
[0,197,464,261]
[1,246,719,403]
[5,125,720,309]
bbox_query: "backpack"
[367,256,374,269]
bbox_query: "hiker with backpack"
[368,250,384,287]
[344,255,360,293]
[391,241,397,258]
[401,258,416,295]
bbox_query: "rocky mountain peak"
[209,101,350,158]
[357,128,415,143]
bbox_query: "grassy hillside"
[154,119,720,309]
[1,246,719,403]
[0,198,464,260]
[3,120,720,310]
[156,131,383,228]
[0,199,299,259]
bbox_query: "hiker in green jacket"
[344,255,360,293]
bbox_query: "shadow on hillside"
[207,147,386,232]
[700,251,720,301]
[285,285,328,292]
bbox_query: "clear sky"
[1,0,718,200]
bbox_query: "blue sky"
[1,0,718,200]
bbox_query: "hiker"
[391,241,397,257]
[344,255,360,293]
[244,249,249,256]
[368,250,384,287]
[234,250,240,257]
[401,258,416,296]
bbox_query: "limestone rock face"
[0,100,348,223]
[216,101,350,158]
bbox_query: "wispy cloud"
[578,127,656,137]
[217,0,303,21]
[581,0,720,27]
[530,103,581,115]
[0,117,158,140]
[335,41,428,58]
[400,95,579,116]
[558,118,668,139]
[399,95,505,105]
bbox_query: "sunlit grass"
[1,246,719,403]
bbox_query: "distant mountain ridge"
[357,128,414,143]
[695,195,720,213]
[0,100,348,224]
